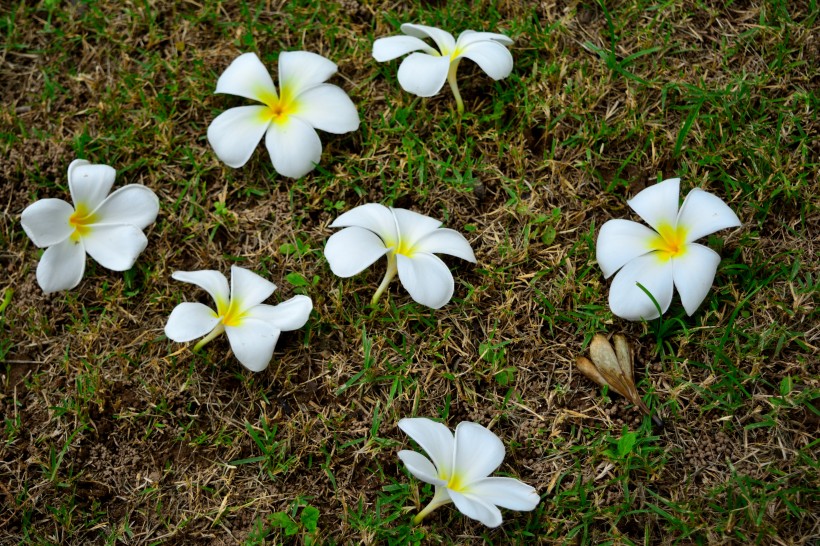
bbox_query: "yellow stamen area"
[216,297,245,328]
[68,203,97,242]
[433,37,463,61]
[446,472,466,493]
[393,238,415,258]
[649,222,688,262]
[383,235,416,258]
[256,82,299,126]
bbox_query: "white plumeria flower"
[323,204,475,309]
[20,159,159,294]
[373,23,513,113]
[207,51,359,179]
[398,418,539,528]
[596,177,741,321]
[164,266,313,372]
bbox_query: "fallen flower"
[20,159,159,293]
[596,177,741,321]
[164,265,312,372]
[398,417,539,527]
[207,51,359,178]
[323,203,475,309]
[576,334,664,427]
[373,23,513,113]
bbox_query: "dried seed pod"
[577,334,664,428]
[588,334,635,401]
[575,356,610,390]
[612,335,635,385]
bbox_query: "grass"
[1,0,818,544]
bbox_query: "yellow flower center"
[393,237,415,258]
[216,297,245,328]
[256,83,299,125]
[649,222,688,262]
[446,472,466,492]
[68,203,97,242]
[434,39,463,61]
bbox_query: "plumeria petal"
[448,490,503,528]
[398,418,454,480]
[373,35,437,61]
[677,188,741,243]
[392,208,442,248]
[457,30,514,47]
[225,318,281,372]
[164,302,219,342]
[20,198,74,247]
[396,252,454,309]
[68,160,117,211]
[608,253,675,321]
[330,203,397,241]
[82,224,148,271]
[596,219,658,278]
[36,238,86,293]
[207,105,272,168]
[229,265,277,311]
[324,227,390,277]
[429,486,452,506]
[400,23,457,54]
[672,243,722,315]
[413,228,476,262]
[398,450,446,486]
[171,270,230,309]
[278,51,337,98]
[454,38,513,80]
[246,295,313,331]
[397,53,452,97]
[627,178,681,232]
[293,84,360,134]
[453,422,505,485]
[467,477,540,511]
[92,185,159,229]
[214,52,278,104]
[264,116,323,179]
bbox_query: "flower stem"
[413,488,451,525]
[447,60,464,114]
[193,323,224,352]
[371,253,398,305]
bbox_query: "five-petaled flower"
[20,159,159,293]
[323,203,476,309]
[398,417,540,528]
[164,265,313,372]
[373,23,513,113]
[596,177,741,321]
[207,51,360,179]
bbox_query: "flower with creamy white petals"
[373,23,513,113]
[323,204,475,309]
[20,159,159,294]
[596,177,741,321]
[398,418,539,527]
[207,51,359,179]
[164,266,312,372]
